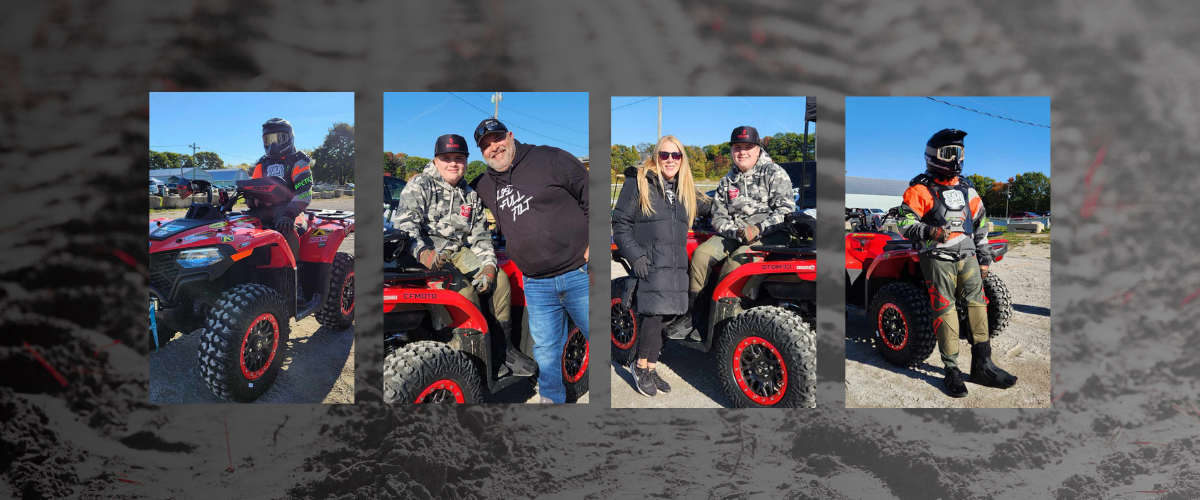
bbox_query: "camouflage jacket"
[710,151,797,240]
[391,163,496,269]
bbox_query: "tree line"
[610,132,816,181]
[965,172,1051,217]
[148,122,355,185]
[384,152,489,184]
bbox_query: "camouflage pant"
[688,231,789,293]
[444,248,511,323]
[920,255,988,369]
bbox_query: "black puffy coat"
[612,168,711,315]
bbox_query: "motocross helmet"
[262,118,295,157]
[924,128,967,179]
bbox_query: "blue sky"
[149,92,355,166]
[384,92,589,158]
[610,96,814,147]
[845,97,1051,181]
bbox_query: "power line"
[612,96,655,111]
[447,92,587,150]
[923,97,1050,129]
[499,104,587,134]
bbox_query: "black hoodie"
[475,140,589,279]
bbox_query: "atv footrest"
[306,209,354,220]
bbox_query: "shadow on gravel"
[1012,304,1051,316]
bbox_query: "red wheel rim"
[239,313,280,380]
[611,298,637,350]
[414,379,466,403]
[340,271,355,316]
[731,336,788,405]
[562,327,589,383]
[877,303,908,351]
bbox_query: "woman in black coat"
[612,135,710,397]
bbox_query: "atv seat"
[882,239,915,252]
[384,270,452,283]
[750,245,816,258]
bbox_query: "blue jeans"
[522,263,590,403]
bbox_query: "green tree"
[311,122,355,185]
[466,160,488,184]
[965,174,1002,217]
[384,151,405,177]
[610,144,640,181]
[194,151,224,170]
[683,145,709,180]
[404,156,430,180]
[149,151,169,170]
[1008,171,1050,213]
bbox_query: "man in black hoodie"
[473,118,589,404]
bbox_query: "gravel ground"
[845,238,1052,408]
[149,198,356,404]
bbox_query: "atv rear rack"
[385,269,452,284]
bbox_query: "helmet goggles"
[935,145,964,163]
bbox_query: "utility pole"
[491,92,503,118]
[184,142,199,179]
[1005,184,1011,221]
[657,96,662,140]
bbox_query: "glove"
[273,211,298,234]
[925,226,950,243]
[419,249,449,270]
[737,224,761,244]
[979,265,989,280]
[472,265,497,293]
[631,256,651,280]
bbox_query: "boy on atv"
[392,133,538,377]
[684,126,796,339]
[896,128,1018,398]
[249,118,313,277]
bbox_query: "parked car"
[1009,211,1040,220]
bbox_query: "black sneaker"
[630,361,657,397]
[649,369,671,394]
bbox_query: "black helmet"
[924,128,966,178]
[262,118,295,157]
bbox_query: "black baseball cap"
[474,118,509,146]
[730,126,760,145]
[434,134,470,158]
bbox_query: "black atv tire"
[716,306,816,408]
[869,282,937,368]
[610,277,639,367]
[562,324,590,403]
[315,252,355,331]
[197,284,290,402]
[957,272,1013,340]
[384,341,483,404]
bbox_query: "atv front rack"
[306,209,354,220]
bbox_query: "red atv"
[381,221,589,404]
[149,178,355,402]
[610,212,817,408]
[844,230,1012,367]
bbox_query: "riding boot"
[970,342,1018,388]
[944,367,968,398]
[499,320,537,377]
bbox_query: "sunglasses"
[658,152,683,160]
[474,120,508,144]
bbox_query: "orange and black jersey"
[251,151,313,215]
[897,175,993,264]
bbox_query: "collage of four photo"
[148,92,1050,409]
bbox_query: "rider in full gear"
[896,128,1018,398]
[249,118,313,300]
[392,134,538,377]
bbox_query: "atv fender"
[383,288,487,333]
[714,260,817,301]
[300,218,354,264]
[864,250,920,306]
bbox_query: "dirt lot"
[845,237,1052,408]
[149,198,356,404]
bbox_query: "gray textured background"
[1,1,1197,499]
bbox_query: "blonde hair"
[636,135,709,226]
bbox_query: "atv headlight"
[176,247,224,268]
